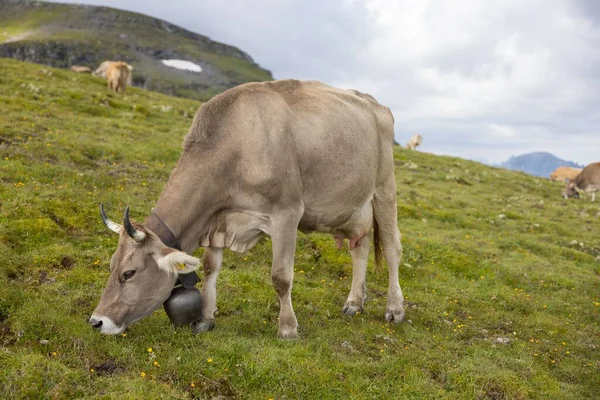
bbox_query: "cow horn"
[100,203,122,234]
[123,206,146,242]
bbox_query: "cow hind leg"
[342,234,369,315]
[270,213,302,339]
[373,185,405,323]
[193,247,223,333]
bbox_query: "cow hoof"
[385,307,405,324]
[192,320,215,333]
[277,327,299,340]
[342,303,363,316]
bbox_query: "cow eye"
[123,270,136,280]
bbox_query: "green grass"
[1,58,599,399]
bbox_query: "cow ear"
[155,249,200,275]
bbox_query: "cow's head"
[562,181,580,199]
[89,204,200,334]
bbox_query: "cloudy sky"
[48,0,600,165]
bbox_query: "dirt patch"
[190,377,238,399]
[38,270,56,285]
[7,270,22,281]
[478,382,508,400]
[0,322,21,346]
[60,256,76,269]
[91,360,124,376]
[428,367,447,387]
[493,322,514,335]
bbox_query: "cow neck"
[150,153,226,253]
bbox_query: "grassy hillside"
[0,58,599,399]
[0,0,273,101]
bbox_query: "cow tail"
[373,216,383,270]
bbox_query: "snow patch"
[161,59,202,73]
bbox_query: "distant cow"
[70,65,92,73]
[563,162,600,201]
[106,61,131,93]
[406,134,422,150]
[94,61,133,86]
[550,166,582,182]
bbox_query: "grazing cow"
[70,65,92,73]
[106,61,130,92]
[93,61,133,86]
[90,80,405,338]
[406,134,422,150]
[563,162,600,201]
[550,166,582,182]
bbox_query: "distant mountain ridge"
[0,0,273,101]
[499,152,583,178]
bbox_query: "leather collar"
[146,212,199,289]
[146,212,181,250]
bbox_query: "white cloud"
[45,0,600,164]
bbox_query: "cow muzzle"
[88,315,125,335]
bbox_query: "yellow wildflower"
[140,371,146,377]
[190,382,196,388]
[153,361,159,367]
[147,347,153,353]
[207,358,213,363]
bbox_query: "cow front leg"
[342,235,369,315]
[193,247,223,333]
[270,216,301,339]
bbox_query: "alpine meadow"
[0,59,599,399]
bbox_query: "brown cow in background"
[94,61,133,86]
[406,134,423,150]
[106,61,131,93]
[550,166,582,182]
[563,162,600,201]
[70,65,92,73]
